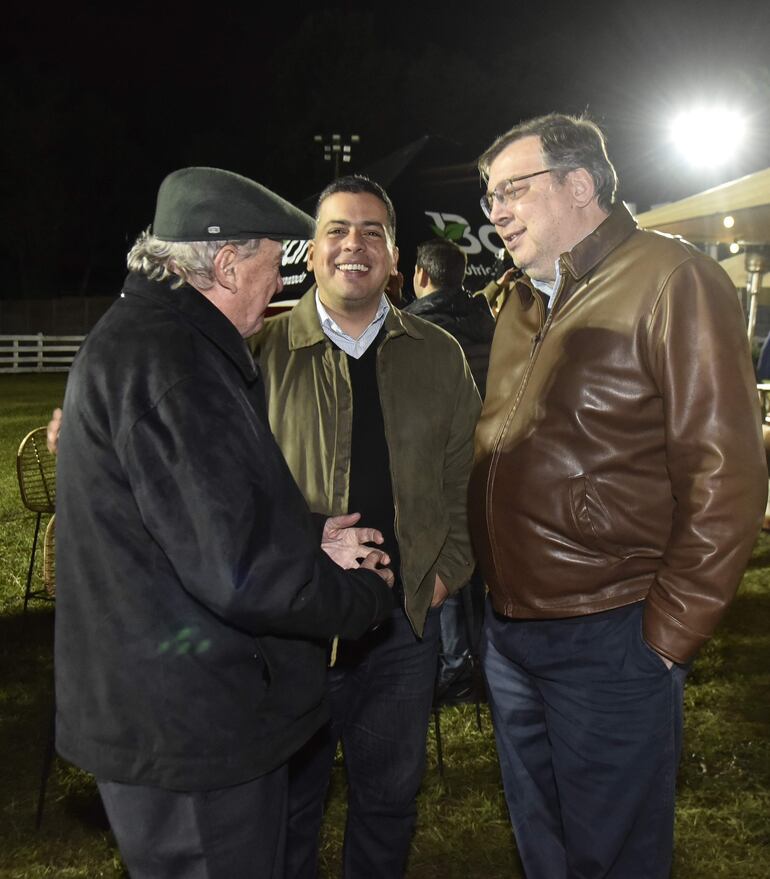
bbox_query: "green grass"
[0,374,768,876]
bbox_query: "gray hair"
[478,113,618,212]
[126,229,263,290]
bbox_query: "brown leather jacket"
[469,205,766,664]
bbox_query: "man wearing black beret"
[53,167,395,879]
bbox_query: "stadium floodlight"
[670,107,746,167]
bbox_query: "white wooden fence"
[0,334,84,373]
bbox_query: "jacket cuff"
[357,567,397,623]
[642,594,709,664]
[309,512,327,543]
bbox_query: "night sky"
[2,0,769,298]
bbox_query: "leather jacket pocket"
[568,474,629,559]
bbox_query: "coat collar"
[287,285,423,351]
[122,272,258,383]
[405,286,467,316]
[515,203,638,309]
[560,202,638,281]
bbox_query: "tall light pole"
[313,133,361,179]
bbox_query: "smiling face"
[486,135,583,282]
[308,191,398,317]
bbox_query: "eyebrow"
[324,219,387,230]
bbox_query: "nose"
[342,228,365,250]
[489,195,511,227]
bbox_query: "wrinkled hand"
[47,408,63,455]
[360,551,394,588]
[431,573,449,608]
[321,513,389,570]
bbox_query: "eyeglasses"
[480,169,553,219]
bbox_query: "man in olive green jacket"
[251,175,480,879]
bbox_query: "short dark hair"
[478,113,618,212]
[415,239,467,289]
[315,174,396,239]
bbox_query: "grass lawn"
[0,373,768,877]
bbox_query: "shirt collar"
[530,260,562,303]
[315,290,390,358]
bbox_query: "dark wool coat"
[54,272,393,790]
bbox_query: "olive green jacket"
[250,287,481,636]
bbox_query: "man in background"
[404,238,495,397]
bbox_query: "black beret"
[152,167,315,241]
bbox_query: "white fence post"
[0,334,85,373]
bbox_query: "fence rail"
[0,334,84,373]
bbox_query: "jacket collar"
[122,272,258,383]
[560,202,637,281]
[515,203,638,309]
[406,286,466,315]
[287,285,422,351]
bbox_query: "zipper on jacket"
[485,271,564,586]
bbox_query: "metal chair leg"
[23,513,42,613]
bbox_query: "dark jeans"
[97,764,287,879]
[481,598,687,879]
[287,606,441,879]
[437,571,485,691]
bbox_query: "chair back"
[17,427,56,513]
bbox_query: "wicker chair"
[42,514,56,597]
[16,427,56,610]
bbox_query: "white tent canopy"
[635,167,770,245]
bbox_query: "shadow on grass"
[0,606,112,846]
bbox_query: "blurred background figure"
[404,238,495,397]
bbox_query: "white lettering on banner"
[424,212,501,256]
[466,263,494,277]
[282,271,307,286]
[282,240,310,266]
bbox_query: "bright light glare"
[670,108,746,167]
[723,215,735,228]
[729,242,741,254]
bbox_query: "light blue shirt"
[315,291,390,359]
[531,260,562,308]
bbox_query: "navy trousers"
[482,599,687,879]
[286,606,441,879]
[97,764,287,879]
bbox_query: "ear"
[568,168,596,208]
[213,244,239,293]
[306,240,315,273]
[390,244,400,276]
